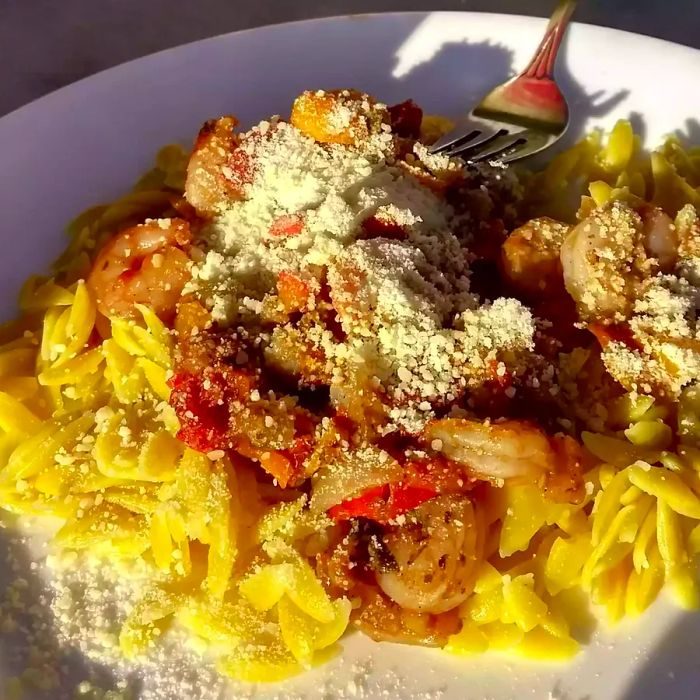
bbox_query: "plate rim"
[2,10,700,127]
[2,11,700,698]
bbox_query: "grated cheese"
[602,272,700,397]
[190,99,534,431]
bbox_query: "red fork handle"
[522,0,577,80]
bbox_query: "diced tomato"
[277,270,312,312]
[388,99,423,138]
[259,450,295,487]
[269,213,304,237]
[466,360,515,416]
[233,438,258,461]
[487,359,513,389]
[589,322,641,351]
[224,145,255,191]
[283,435,315,478]
[169,371,229,452]
[174,300,212,339]
[361,215,406,240]
[169,368,255,453]
[235,438,297,486]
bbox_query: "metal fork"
[431,0,577,164]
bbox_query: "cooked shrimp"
[318,526,460,646]
[424,417,553,482]
[676,204,700,281]
[376,495,479,614]
[424,416,584,495]
[88,218,191,321]
[425,418,585,502]
[560,201,678,322]
[561,201,700,398]
[352,585,459,646]
[561,202,645,322]
[641,206,677,271]
[501,217,571,298]
[185,116,246,216]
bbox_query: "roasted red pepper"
[361,215,406,241]
[169,368,255,453]
[328,482,437,523]
[589,322,642,351]
[388,99,423,138]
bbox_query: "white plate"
[1,11,700,700]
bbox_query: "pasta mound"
[0,111,699,689]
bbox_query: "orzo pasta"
[1,90,699,693]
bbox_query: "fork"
[431,0,577,164]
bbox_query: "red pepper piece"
[388,99,423,138]
[361,215,406,240]
[328,483,437,524]
[269,213,304,237]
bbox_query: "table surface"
[1,0,698,117]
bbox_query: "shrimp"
[184,116,247,216]
[642,206,678,271]
[425,418,551,482]
[560,201,677,323]
[352,584,459,646]
[317,522,461,646]
[561,201,700,398]
[87,218,192,321]
[423,418,584,498]
[376,495,479,614]
[676,204,700,282]
[501,217,571,298]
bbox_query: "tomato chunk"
[269,213,304,237]
[387,483,437,515]
[589,322,641,351]
[169,368,255,452]
[388,99,423,138]
[361,215,406,240]
[236,434,313,488]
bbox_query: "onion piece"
[310,446,403,513]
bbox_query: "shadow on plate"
[0,525,128,699]
[675,117,700,146]
[0,16,689,700]
[385,22,629,152]
[619,606,700,700]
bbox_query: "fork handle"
[521,0,577,80]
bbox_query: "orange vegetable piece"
[589,322,641,351]
[290,89,384,146]
[277,271,313,313]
